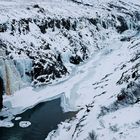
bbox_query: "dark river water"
[0,98,76,140]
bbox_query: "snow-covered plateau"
[0,0,140,140]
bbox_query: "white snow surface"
[0,0,140,140]
[15,116,22,121]
[45,31,140,140]
[19,121,31,128]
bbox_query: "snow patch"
[19,121,31,128]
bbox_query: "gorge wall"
[0,0,140,95]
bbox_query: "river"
[0,98,76,140]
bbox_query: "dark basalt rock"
[61,18,71,30]
[117,82,140,104]
[120,37,131,42]
[37,77,46,83]
[116,16,128,33]
[99,81,140,118]
[72,21,77,31]
[19,18,30,34]
[102,21,107,29]
[55,19,61,29]
[0,23,7,32]
[33,4,45,13]
[23,17,78,34]
[88,18,99,26]
[33,4,40,9]
[80,44,89,60]
[10,18,31,35]
[70,55,83,64]
[35,20,48,34]
[41,43,50,50]
[38,25,47,34]
[65,19,71,30]
[48,19,55,29]
[134,11,140,21]
[31,53,68,85]
[132,71,137,78]
[33,61,44,79]
[117,93,126,101]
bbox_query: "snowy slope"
[46,33,140,140]
[0,0,140,92]
[0,0,140,140]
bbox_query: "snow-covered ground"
[46,31,140,140]
[0,0,140,140]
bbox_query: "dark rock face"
[1,2,140,88]
[32,54,68,86]
[0,77,3,110]
[0,23,7,32]
[34,18,76,33]
[70,55,82,64]
[61,18,71,30]
[99,81,140,118]
[117,93,126,101]
[88,18,99,26]
[116,16,128,33]
[117,81,140,104]
[10,18,30,35]
[33,4,40,9]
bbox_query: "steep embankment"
[0,0,139,93]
